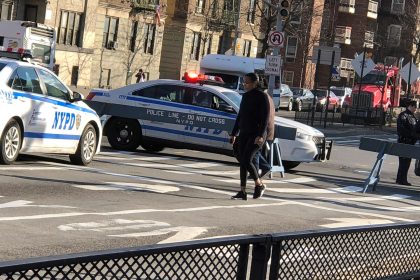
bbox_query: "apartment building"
[2,0,164,90]
[159,0,261,79]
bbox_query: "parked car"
[290,87,315,111]
[312,89,340,112]
[329,86,352,110]
[273,84,294,111]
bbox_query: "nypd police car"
[86,77,331,170]
[0,56,102,165]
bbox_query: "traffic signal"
[279,0,290,19]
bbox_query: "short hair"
[244,73,258,82]
[406,100,417,108]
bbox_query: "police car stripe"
[123,95,236,119]
[24,132,80,140]
[13,92,97,115]
[142,125,227,143]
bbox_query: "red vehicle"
[342,65,401,122]
[312,89,340,112]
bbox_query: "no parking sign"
[268,31,284,47]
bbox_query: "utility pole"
[232,0,242,55]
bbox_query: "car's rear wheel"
[107,118,141,151]
[287,100,293,111]
[296,101,303,112]
[70,124,97,166]
[282,160,300,171]
[0,119,21,165]
[141,142,165,152]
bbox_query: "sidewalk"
[314,123,397,138]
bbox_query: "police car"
[86,75,332,170]
[0,52,102,165]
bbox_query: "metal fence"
[1,222,420,280]
[294,105,398,127]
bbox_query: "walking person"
[230,73,270,200]
[135,69,145,83]
[253,92,275,178]
[396,100,419,186]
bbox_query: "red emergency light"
[183,72,224,85]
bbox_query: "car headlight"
[296,131,313,141]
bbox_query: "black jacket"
[231,88,270,138]
[397,109,418,145]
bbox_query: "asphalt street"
[0,126,419,261]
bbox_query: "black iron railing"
[1,223,420,279]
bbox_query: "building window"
[196,0,204,14]
[338,0,355,13]
[243,40,251,57]
[335,26,352,45]
[144,23,156,54]
[71,66,79,86]
[24,4,37,21]
[387,25,401,47]
[367,1,378,18]
[285,36,298,62]
[103,16,119,49]
[100,68,111,88]
[58,11,82,46]
[203,36,212,55]
[340,58,353,70]
[190,32,201,60]
[1,2,13,20]
[391,0,405,14]
[247,0,256,23]
[130,21,138,52]
[283,71,294,85]
[290,1,302,24]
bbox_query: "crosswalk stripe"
[0,167,63,171]
[269,186,362,194]
[215,177,316,184]
[316,194,411,202]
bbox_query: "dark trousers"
[239,134,261,188]
[397,157,412,183]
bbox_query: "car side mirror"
[70,91,83,102]
[219,103,235,113]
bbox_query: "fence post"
[236,244,250,280]
[249,238,272,280]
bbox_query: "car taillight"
[86,92,96,100]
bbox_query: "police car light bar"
[183,72,225,86]
[0,47,33,61]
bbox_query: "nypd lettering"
[0,88,13,104]
[52,111,77,130]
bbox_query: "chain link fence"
[1,223,420,279]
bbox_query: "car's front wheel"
[69,124,97,166]
[0,119,22,165]
[296,101,303,112]
[287,100,293,111]
[107,118,141,151]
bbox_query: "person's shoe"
[253,184,266,199]
[260,168,271,179]
[396,180,412,186]
[231,191,247,200]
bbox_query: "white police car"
[0,56,102,165]
[86,77,331,170]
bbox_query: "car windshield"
[205,73,238,90]
[330,88,345,96]
[360,72,386,85]
[0,62,6,72]
[291,87,304,96]
[221,91,242,108]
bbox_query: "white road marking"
[316,194,411,202]
[178,162,224,168]
[0,200,75,209]
[72,182,179,193]
[165,170,195,175]
[0,167,63,171]
[355,170,370,174]
[59,219,169,232]
[97,156,177,161]
[215,177,316,184]
[320,218,394,228]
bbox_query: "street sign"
[400,62,420,84]
[331,66,341,81]
[312,46,341,66]
[265,55,281,75]
[268,31,285,47]
[351,53,376,78]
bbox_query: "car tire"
[282,160,300,171]
[107,118,141,151]
[69,123,97,166]
[0,119,22,165]
[141,142,165,152]
[287,100,293,111]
